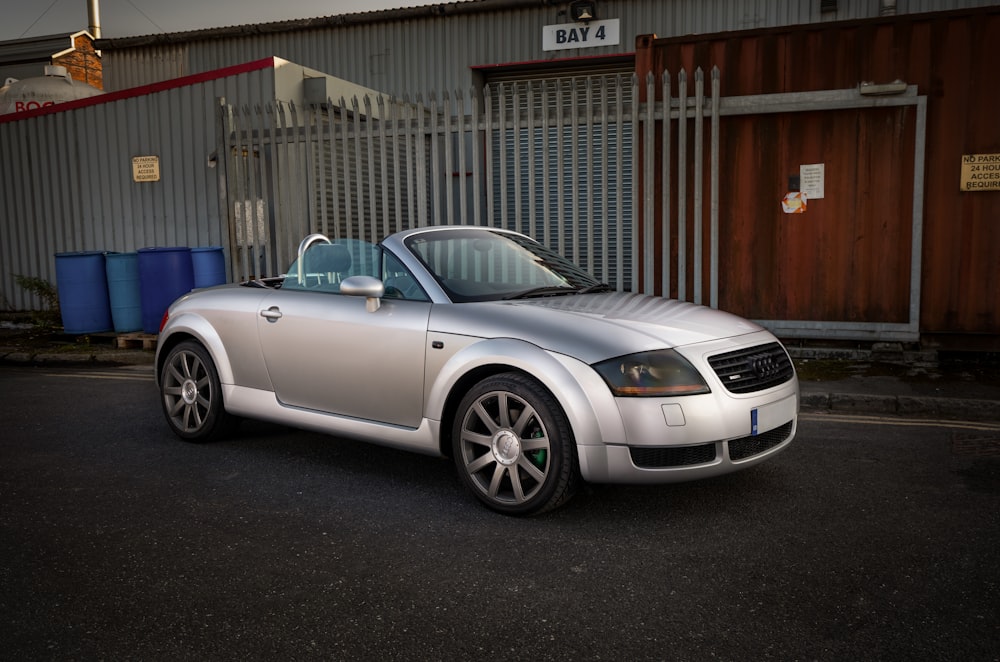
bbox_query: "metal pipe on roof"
[88,0,102,39]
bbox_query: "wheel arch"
[428,338,623,459]
[438,363,534,457]
[155,313,233,386]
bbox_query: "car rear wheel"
[160,340,236,442]
[453,373,578,515]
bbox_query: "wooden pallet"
[114,332,158,350]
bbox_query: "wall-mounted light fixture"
[858,79,908,96]
[569,0,597,23]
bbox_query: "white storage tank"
[0,65,103,115]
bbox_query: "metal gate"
[217,69,720,295]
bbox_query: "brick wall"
[53,34,102,90]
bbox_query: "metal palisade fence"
[218,68,722,298]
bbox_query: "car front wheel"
[159,340,236,442]
[453,373,579,515]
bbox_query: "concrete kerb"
[789,344,1000,423]
[800,389,1000,422]
[0,346,155,367]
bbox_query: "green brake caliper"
[528,427,547,469]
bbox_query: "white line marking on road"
[41,371,153,382]
[800,412,1000,432]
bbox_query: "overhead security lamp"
[569,0,597,23]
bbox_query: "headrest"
[306,243,352,273]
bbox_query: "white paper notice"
[800,163,825,199]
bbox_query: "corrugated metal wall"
[98,0,994,96]
[0,61,278,310]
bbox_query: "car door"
[256,284,431,429]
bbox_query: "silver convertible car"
[156,226,798,515]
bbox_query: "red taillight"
[158,310,170,333]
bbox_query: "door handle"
[260,306,283,321]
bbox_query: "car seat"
[304,243,352,291]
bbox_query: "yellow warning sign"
[132,155,160,183]
[960,153,1000,191]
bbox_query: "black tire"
[159,340,237,442]
[452,372,579,516]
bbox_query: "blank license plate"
[751,395,797,436]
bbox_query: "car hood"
[429,291,765,364]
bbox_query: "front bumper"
[576,332,800,484]
[577,414,797,484]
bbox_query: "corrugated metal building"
[1,0,996,347]
[96,0,993,95]
[0,58,385,309]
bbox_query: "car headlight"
[593,349,711,397]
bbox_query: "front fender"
[424,336,626,449]
[156,312,235,385]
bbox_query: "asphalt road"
[2,365,998,661]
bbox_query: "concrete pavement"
[791,345,1000,423]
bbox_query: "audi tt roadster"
[156,226,798,515]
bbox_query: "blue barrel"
[138,247,194,334]
[105,252,142,333]
[191,246,226,288]
[54,251,114,334]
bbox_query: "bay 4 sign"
[542,19,620,52]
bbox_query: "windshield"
[405,228,602,302]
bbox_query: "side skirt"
[223,385,443,456]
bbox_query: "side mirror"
[340,275,385,312]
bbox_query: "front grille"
[728,421,794,461]
[708,342,794,394]
[630,443,717,468]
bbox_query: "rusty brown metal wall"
[637,7,1000,347]
[717,107,916,324]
